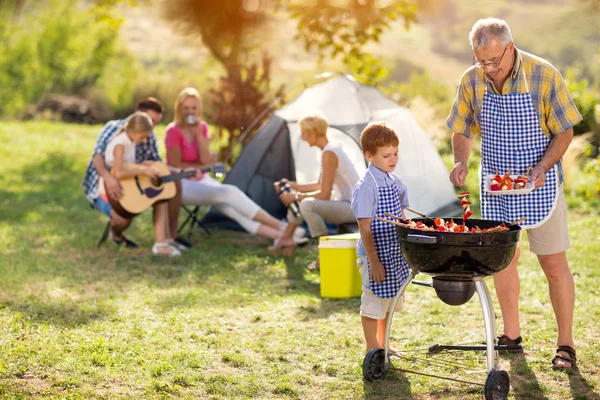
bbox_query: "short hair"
[299,114,328,137]
[136,97,164,114]
[360,122,400,155]
[469,18,513,49]
[173,87,201,126]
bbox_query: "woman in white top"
[101,112,181,257]
[271,114,360,258]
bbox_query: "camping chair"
[97,220,111,247]
[337,222,359,234]
[178,205,211,238]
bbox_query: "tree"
[161,0,418,162]
[161,0,285,162]
[289,0,417,80]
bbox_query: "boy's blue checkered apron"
[479,68,559,229]
[367,170,410,299]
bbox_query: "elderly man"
[447,18,582,369]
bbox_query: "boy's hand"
[370,261,385,283]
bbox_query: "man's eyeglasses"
[473,44,508,70]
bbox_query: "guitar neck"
[160,167,213,183]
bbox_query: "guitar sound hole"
[150,177,162,187]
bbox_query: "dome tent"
[201,74,461,229]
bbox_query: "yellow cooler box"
[319,233,362,298]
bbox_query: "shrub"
[0,0,125,118]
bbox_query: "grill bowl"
[397,218,521,279]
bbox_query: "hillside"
[120,0,600,91]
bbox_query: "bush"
[0,0,126,118]
[565,67,600,155]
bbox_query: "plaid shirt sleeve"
[135,132,162,163]
[81,120,124,204]
[94,120,122,154]
[544,70,583,135]
[446,72,480,138]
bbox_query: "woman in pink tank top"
[165,87,306,243]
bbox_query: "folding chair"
[97,220,111,247]
[178,205,211,238]
[337,222,359,234]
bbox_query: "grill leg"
[384,272,416,365]
[473,277,499,373]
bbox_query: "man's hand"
[369,260,386,283]
[279,191,296,206]
[530,166,547,189]
[449,163,468,187]
[142,160,154,167]
[104,174,123,200]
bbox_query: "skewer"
[384,211,407,222]
[525,166,532,177]
[509,217,526,226]
[375,216,409,227]
[406,207,428,218]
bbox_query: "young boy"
[351,122,411,353]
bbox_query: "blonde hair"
[299,114,328,137]
[116,111,153,137]
[360,122,400,155]
[173,87,202,126]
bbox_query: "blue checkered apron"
[367,171,410,298]
[479,69,558,229]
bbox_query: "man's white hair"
[469,18,513,49]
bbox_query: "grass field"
[0,121,599,399]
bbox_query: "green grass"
[1,121,599,399]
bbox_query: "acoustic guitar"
[109,161,227,217]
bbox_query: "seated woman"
[100,112,181,257]
[270,114,360,260]
[165,87,305,242]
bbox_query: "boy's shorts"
[358,256,403,320]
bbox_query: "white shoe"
[168,238,187,251]
[294,236,309,245]
[293,226,307,240]
[152,242,181,257]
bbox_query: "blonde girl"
[102,112,181,257]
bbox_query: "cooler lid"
[319,233,360,249]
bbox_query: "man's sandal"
[551,345,576,369]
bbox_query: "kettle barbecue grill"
[362,217,522,400]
